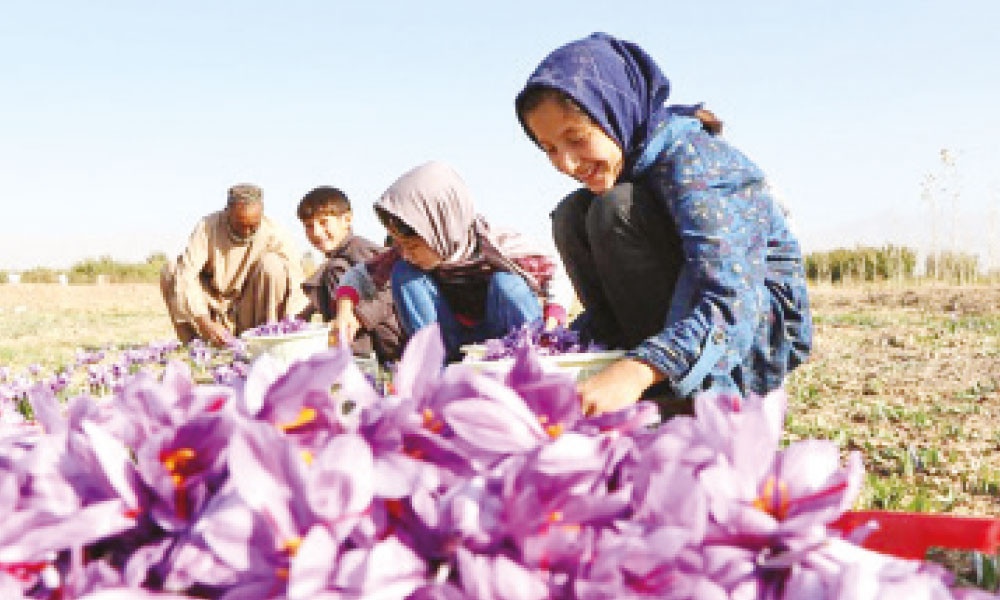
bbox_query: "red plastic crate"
[830,511,1000,560]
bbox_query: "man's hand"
[329,297,360,348]
[194,315,234,347]
[577,358,664,417]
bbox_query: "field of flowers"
[0,282,998,597]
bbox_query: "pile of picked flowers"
[0,324,997,599]
[242,317,313,338]
[478,321,606,360]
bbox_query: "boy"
[297,186,402,362]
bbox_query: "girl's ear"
[344,212,353,227]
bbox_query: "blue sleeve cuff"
[627,326,728,398]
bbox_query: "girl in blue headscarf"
[515,32,812,417]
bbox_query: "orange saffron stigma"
[753,476,790,520]
[281,537,302,557]
[159,447,197,520]
[422,408,444,433]
[386,499,405,519]
[545,423,564,438]
[279,407,318,432]
[160,447,197,486]
[543,511,580,535]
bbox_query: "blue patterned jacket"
[625,116,812,397]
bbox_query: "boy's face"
[524,96,623,195]
[302,212,352,254]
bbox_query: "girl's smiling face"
[524,96,623,194]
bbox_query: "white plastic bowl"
[460,345,624,381]
[241,322,331,366]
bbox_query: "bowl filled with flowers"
[240,317,330,366]
[461,321,623,380]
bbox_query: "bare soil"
[786,284,1000,516]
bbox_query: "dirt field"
[786,284,1000,516]
[0,283,173,369]
[1,282,998,516]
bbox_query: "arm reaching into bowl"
[330,296,361,348]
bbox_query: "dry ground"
[2,282,998,517]
[785,284,1000,516]
[0,283,173,368]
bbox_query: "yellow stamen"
[160,448,197,485]
[545,423,564,439]
[753,476,790,520]
[279,407,317,432]
[422,408,443,433]
[159,447,197,520]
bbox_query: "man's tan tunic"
[161,210,309,341]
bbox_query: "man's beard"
[228,225,257,246]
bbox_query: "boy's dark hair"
[297,186,351,220]
[516,86,723,138]
[374,207,417,239]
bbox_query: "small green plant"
[972,552,1000,592]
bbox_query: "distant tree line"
[805,244,990,284]
[0,247,992,286]
[0,253,169,284]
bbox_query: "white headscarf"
[375,161,543,276]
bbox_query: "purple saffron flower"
[133,413,233,530]
[455,547,550,600]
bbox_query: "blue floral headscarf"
[516,32,697,177]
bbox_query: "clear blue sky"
[1,1,997,270]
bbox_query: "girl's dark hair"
[515,86,588,145]
[374,207,417,239]
[692,108,723,136]
[297,186,351,220]
[516,85,724,137]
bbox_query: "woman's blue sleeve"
[626,126,770,396]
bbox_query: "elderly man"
[160,184,309,346]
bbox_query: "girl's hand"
[577,358,664,417]
[544,315,560,331]
[329,297,360,347]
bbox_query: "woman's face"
[524,97,623,194]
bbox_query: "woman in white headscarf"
[333,161,573,360]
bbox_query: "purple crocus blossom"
[0,325,996,599]
[133,412,233,530]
